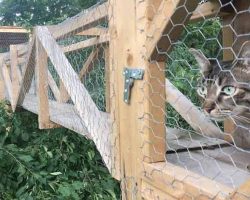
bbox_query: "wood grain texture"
[36,26,112,171]
[36,39,59,129]
[16,37,36,106]
[145,0,198,61]
[143,162,232,200]
[10,45,20,111]
[62,34,109,53]
[48,2,108,39]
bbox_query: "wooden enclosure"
[0,0,250,199]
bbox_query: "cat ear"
[189,48,211,76]
[239,41,250,66]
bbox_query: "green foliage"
[167,19,222,129]
[0,103,120,199]
[0,0,98,27]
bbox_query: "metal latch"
[123,67,144,104]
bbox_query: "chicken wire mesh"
[1,0,250,199]
[140,0,250,199]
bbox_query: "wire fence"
[0,0,250,199]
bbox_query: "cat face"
[190,42,250,122]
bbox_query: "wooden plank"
[21,94,91,138]
[48,72,60,101]
[166,127,226,151]
[0,57,6,100]
[222,15,235,143]
[79,48,99,80]
[48,2,108,39]
[16,37,36,106]
[77,27,108,36]
[104,47,110,112]
[108,0,120,180]
[167,148,250,188]
[1,63,13,102]
[142,180,177,200]
[109,0,143,195]
[60,48,99,103]
[231,180,250,200]
[143,162,232,200]
[109,0,167,197]
[36,40,59,129]
[36,26,112,171]
[145,0,198,61]
[0,26,29,33]
[165,79,225,140]
[10,45,20,111]
[62,34,109,53]
[142,62,166,162]
[2,44,28,62]
[59,80,69,103]
[190,0,221,22]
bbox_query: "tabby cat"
[190,41,250,148]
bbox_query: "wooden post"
[109,0,174,198]
[10,45,19,111]
[104,47,110,112]
[36,38,59,129]
[0,57,6,100]
[222,15,235,142]
[59,81,69,103]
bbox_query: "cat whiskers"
[231,115,250,124]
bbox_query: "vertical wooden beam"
[59,81,69,103]
[109,0,145,197]
[1,63,13,102]
[36,39,59,129]
[104,47,110,112]
[109,0,174,198]
[222,15,235,143]
[10,45,19,111]
[48,72,61,101]
[0,57,6,100]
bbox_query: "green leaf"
[72,181,84,190]
[50,172,62,176]
[58,185,71,197]
[16,185,27,197]
[18,155,33,162]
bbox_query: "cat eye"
[221,86,236,96]
[197,86,207,98]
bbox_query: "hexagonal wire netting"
[6,0,250,199]
[141,0,250,198]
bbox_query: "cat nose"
[204,107,214,114]
[203,102,215,114]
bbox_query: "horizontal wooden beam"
[48,2,108,39]
[190,0,223,22]
[77,27,108,36]
[0,26,29,33]
[63,34,109,53]
[21,94,92,139]
[142,162,232,200]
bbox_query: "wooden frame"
[0,1,250,200]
